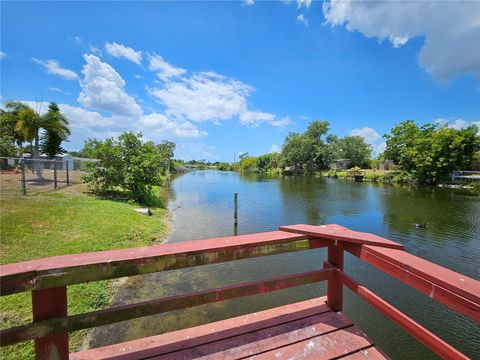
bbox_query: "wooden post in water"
[53,160,58,189]
[21,159,26,195]
[66,161,70,185]
[234,192,238,235]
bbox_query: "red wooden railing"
[0,224,478,359]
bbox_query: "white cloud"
[350,127,380,144]
[105,42,142,64]
[134,75,143,79]
[48,87,71,95]
[147,53,186,80]
[435,118,480,133]
[322,0,480,82]
[243,0,254,6]
[149,71,252,122]
[297,0,312,9]
[269,144,280,153]
[270,117,292,128]
[0,51,6,59]
[78,54,142,117]
[59,104,115,129]
[175,142,220,161]
[146,53,290,129]
[140,113,207,138]
[239,110,275,127]
[18,100,114,130]
[350,127,385,155]
[240,111,291,128]
[375,142,386,154]
[149,68,290,128]
[32,58,78,80]
[297,14,309,27]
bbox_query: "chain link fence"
[0,157,91,195]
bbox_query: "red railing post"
[32,287,68,360]
[325,243,344,311]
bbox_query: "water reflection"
[88,171,480,359]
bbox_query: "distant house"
[379,160,395,170]
[38,153,74,170]
[330,159,351,170]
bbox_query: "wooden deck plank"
[279,224,404,250]
[339,346,389,359]
[153,311,353,359]
[71,297,331,360]
[250,325,373,360]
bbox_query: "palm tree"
[5,101,70,180]
[2,101,29,147]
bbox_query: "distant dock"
[452,171,480,181]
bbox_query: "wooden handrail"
[343,242,480,321]
[281,224,480,321]
[0,230,327,296]
[0,224,478,360]
[0,269,330,347]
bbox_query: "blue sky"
[1,0,479,161]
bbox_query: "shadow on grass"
[87,188,167,208]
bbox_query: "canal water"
[90,170,480,359]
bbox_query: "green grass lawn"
[0,184,169,359]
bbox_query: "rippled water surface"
[91,170,480,359]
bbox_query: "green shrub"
[82,132,173,204]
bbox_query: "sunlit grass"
[0,184,169,359]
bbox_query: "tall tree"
[281,120,331,172]
[384,120,480,183]
[337,135,373,168]
[16,106,44,178]
[1,102,29,148]
[40,103,70,158]
[156,140,176,173]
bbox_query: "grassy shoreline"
[0,184,170,359]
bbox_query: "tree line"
[230,120,479,184]
[237,120,373,174]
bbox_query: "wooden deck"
[71,297,387,360]
[1,224,478,360]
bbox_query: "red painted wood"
[339,346,389,359]
[1,231,304,277]
[279,224,404,250]
[363,245,480,304]
[343,243,480,321]
[326,244,344,311]
[251,325,373,360]
[1,270,330,346]
[337,269,469,360]
[71,297,330,360]
[0,230,310,295]
[32,287,68,360]
[154,311,353,359]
